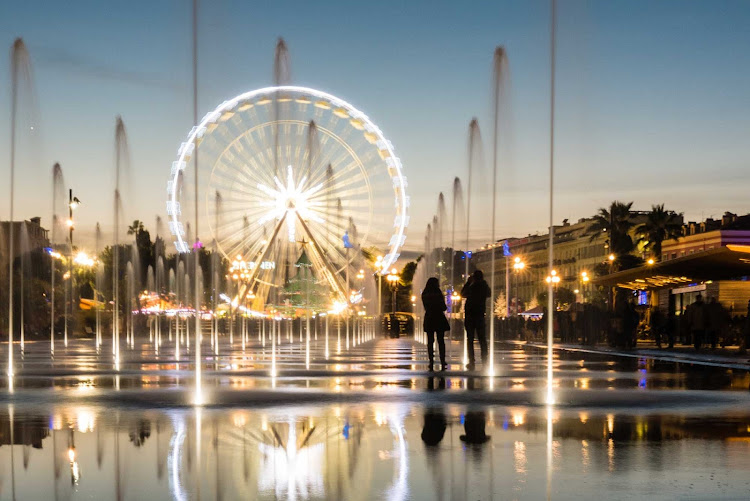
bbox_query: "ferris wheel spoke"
[294,212,347,302]
[236,211,288,305]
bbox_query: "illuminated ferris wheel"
[167,86,408,310]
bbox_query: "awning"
[520,305,544,317]
[593,245,750,290]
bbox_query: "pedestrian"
[422,277,450,372]
[686,294,708,350]
[461,269,491,371]
[650,306,665,348]
[421,410,447,446]
[459,410,490,445]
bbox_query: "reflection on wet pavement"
[1,403,750,500]
[0,336,748,499]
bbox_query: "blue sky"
[1,0,750,252]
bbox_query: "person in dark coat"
[650,306,665,348]
[460,269,491,370]
[422,277,450,372]
[460,410,490,444]
[421,410,447,446]
[686,294,708,350]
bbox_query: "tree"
[537,287,576,309]
[127,220,153,290]
[494,293,507,319]
[127,220,145,236]
[588,201,636,257]
[636,204,682,260]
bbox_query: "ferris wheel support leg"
[294,213,349,304]
[235,213,288,307]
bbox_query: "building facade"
[471,218,611,313]
[0,217,51,273]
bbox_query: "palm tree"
[127,220,145,236]
[587,201,636,257]
[636,204,682,261]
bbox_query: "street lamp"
[374,255,384,331]
[581,271,590,303]
[386,268,400,336]
[386,268,399,313]
[229,254,253,342]
[512,257,525,316]
[545,270,560,309]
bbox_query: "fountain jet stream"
[95,223,102,347]
[113,116,131,364]
[8,38,37,377]
[50,163,66,355]
[488,45,510,375]
[547,0,558,406]
[465,119,483,281]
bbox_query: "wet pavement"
[0,330,749,499]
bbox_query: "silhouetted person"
[421,410,447,446]
[427,376,447,391]
[707,296,727,349]
[624,300,639,349]
[461,269,491,370]
[686,294,708,350]
[650,306,665,348]
[460,411,490,444]
[422,277,450,372]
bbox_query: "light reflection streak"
[167,415,188,501]
[258,419,325,500]
[546,405,553,501]
[386,411,409,501]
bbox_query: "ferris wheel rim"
[204,118,375,264]
[167,85,408,272]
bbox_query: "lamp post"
[65,191,81,348]
[374,255,383,333]
[512,257,525,316]
[410,294,417,339]
[512,257,525,340]
[545,269,560,309]
[229,254,251,346]
[386,268,399,335]
[581,271,590,303]
[386,269,399,313]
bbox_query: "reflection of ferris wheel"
[167,86,408,309]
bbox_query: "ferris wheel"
[167,86,408,310]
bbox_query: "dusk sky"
[2,0,750,252]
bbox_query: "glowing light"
[66,218,74,228]
[647,258,655,265]
[256,165,324,242]
[76,409,96,432]
[608,254,615,262]
[74,251,95,267]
